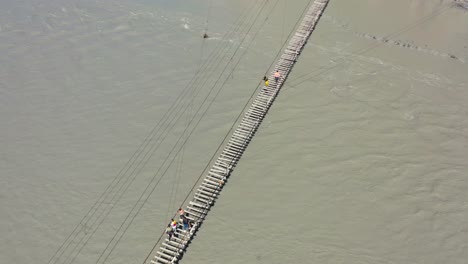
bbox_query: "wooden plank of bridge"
[149,1,330,263]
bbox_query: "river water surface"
[1,0,467,264]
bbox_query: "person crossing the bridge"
[166,224,175,240]
[178,208,185,217]
[171,219,178,232]
[263,76,269,87]
[181,215,190,230]
[274,70,281,83]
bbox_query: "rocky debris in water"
[354,32,464,63]
[454,0,468,10]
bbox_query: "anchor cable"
[287,3,453,88]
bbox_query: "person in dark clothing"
[179,214,189,230]
[182,217,189,230]
[166,224,174,240]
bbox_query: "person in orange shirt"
[178,208,185,217]
[274,70,281,83]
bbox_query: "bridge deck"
[151,0,330,263]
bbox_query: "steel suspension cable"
[52,2,265,264]
[96,2,278,264]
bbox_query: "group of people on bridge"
[263,70,281,88]
[165,208,195,240]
